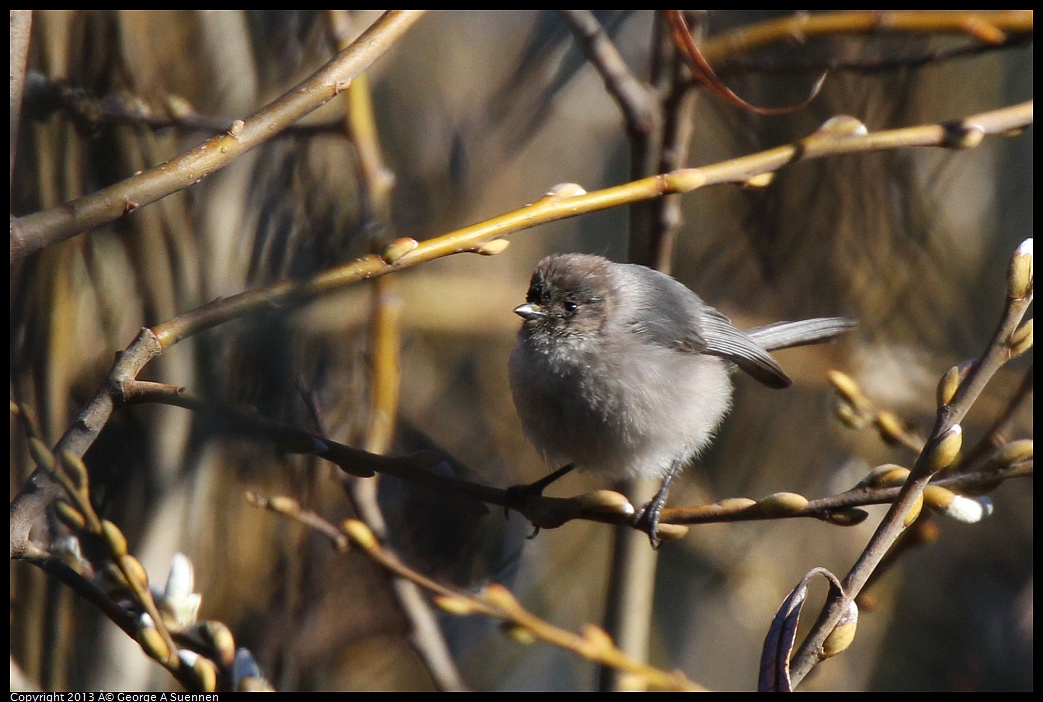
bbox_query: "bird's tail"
[747,317,857,352]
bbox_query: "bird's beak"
[514,303,545,321]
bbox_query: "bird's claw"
[503,464,576,538]
[632,501,664,550]
[504,482,540,517]
[503,481,550,539]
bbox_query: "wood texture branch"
[10,10,426,264]
[788,239,1034,686]
[249,496,706,691]
[698,10,1034,65]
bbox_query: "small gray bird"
[507,253,855,547]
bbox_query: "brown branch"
[248,495,706,691]
[698,10,1034,65]
[788,239,1034,686]
[598,12,681,690]
[21,72,351,136]
[558,10,660,135]
[711,38,1033,80]
[10,10,427,264]
[957,364,1033,470]
[12,436,218,691]
[17,547,223,691]
[325,11,465,692]
[667,460,1028,527]
[103,386,1035,534]
[642,13,701,273]
[10,328,163,558]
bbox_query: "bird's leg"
[633,459,682,549]
[504,463,576,538]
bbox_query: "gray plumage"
[508,253,855,482]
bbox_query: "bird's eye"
[563,300,579,314]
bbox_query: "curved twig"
[788,239,1034,686]
[10,10,426,264]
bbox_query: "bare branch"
[10,10,426,264]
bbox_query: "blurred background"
[10,10,1033,691]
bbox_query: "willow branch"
[10,10,426,264]
[712,40,1032,81]
[248,495,705,691]
[105,386,1036,535]
[140,105,1031,350]
[698,10,1034,65]
[958,364,1033,470]
[21,72,351,136]
[789,240,1034,686]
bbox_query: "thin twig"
[249,494,706,691]
[698,10,1034,65]
[648,14,701,272]
[788,240,1034,686]
[710,38,1033,81]
[10,10,34,185]
[10,10,426,263]
[558,10,660,135]
[957,364,1033,470]
[21,72,351,136]
[668,10,826,115]
[593,10,677,691]
[112,384,1031,546]
[326,10,467,692]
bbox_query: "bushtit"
[508,253,855,547]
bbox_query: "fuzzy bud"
[473,239,511,256]
[923,486,992,523]
[101,520,128,558]
[576,490,635,515]
[863,464,910,489]
[1006,238,1033,300]
[1008,319,1032,358]
[925,425,963,474]
[821,508,869,526]
[817,115,868,137]
[137,626,170,663]
[758,492,809,517]
[822,601,859,658]
[654,523,690,542]
[936,364,964,407]
[904,493,924,527]
[342,519,378,551]
[380,237,419,264]
[54,500,86,530]
[435,595,479,616]
[988,439,1032,469]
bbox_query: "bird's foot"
[631,467,682,550]
[632,499,665,550]
[504,464,576,539]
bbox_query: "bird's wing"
[697,307,791,389]
[615,263,792,388]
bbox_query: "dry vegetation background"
[9,10,1033,692]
